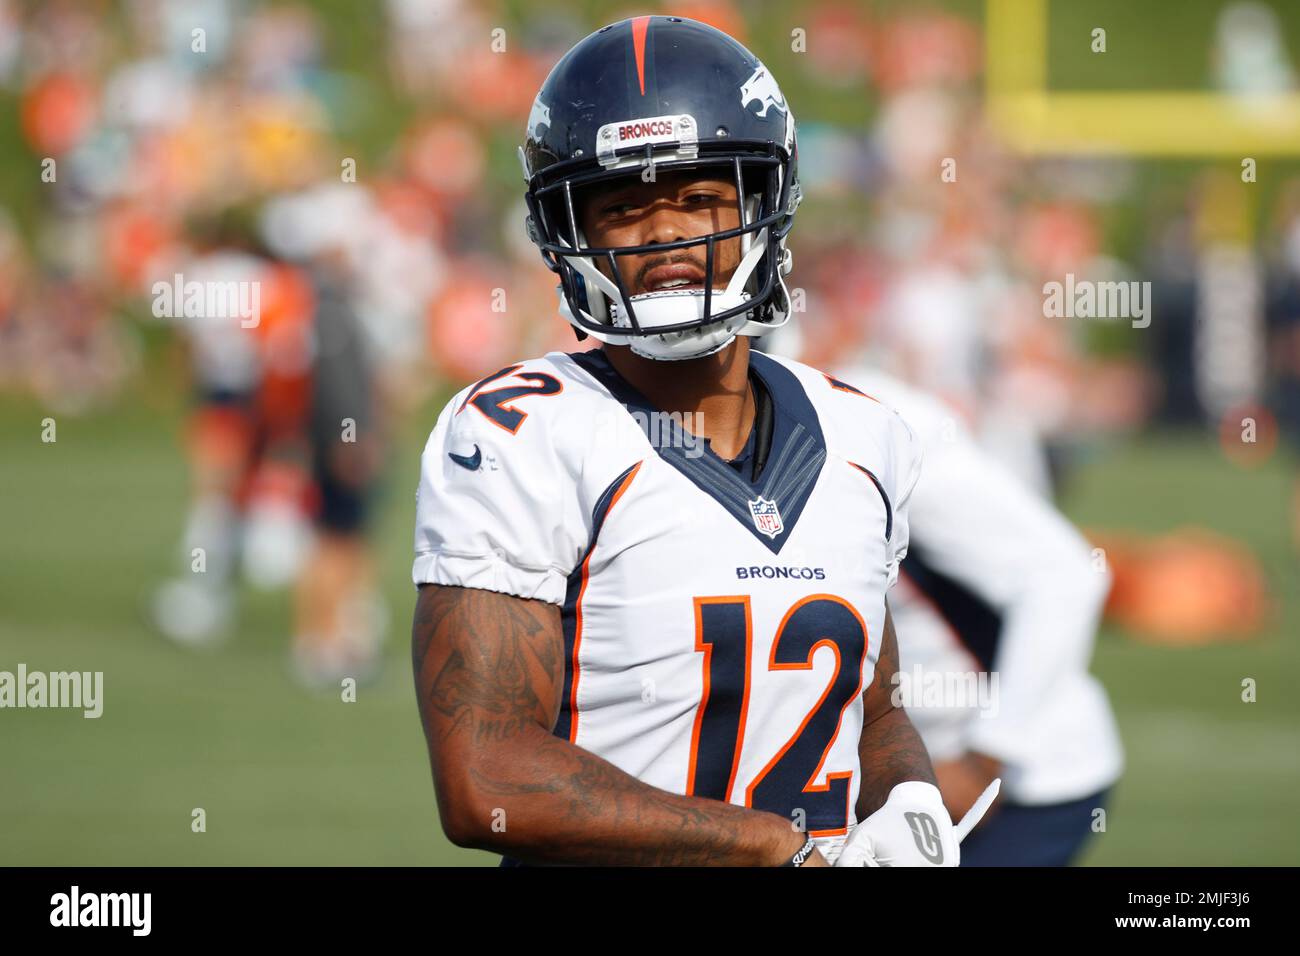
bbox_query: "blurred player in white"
[831,359,1124,865]
[410,17,981,867]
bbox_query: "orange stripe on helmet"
[631,16,651,96]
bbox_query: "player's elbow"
[434,776,499,849]
[438,800,490,849]
[432,751,527,851]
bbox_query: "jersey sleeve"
[412,385,587,606]
[884,411,923,591]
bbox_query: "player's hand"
[836,779,1001,867]
[934,751,1002,825]
[834,781,961,867]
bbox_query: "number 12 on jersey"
[687,594,869,835]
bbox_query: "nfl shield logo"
[748,496,784,539]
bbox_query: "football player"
[829,361,1124,866]
[411,16,969,866]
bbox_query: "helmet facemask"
[525,140,798,361]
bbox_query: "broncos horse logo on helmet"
[740,66,787,120]
[520,15,801,362]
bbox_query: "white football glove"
[835,779,1000,867]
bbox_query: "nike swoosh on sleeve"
[448,446,482,471]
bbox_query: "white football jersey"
[414,348,920,856]
[834,365,1123,806]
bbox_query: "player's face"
[577,169,742,298]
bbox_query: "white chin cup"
[557,283,789,361]
[618,287,751,360]
[558,222,790,361]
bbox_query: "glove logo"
[903,811,944,864]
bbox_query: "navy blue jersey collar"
[567,348,826,553]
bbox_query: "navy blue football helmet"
[521,16,801,360]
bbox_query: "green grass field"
[1,368,1296,866]
[2,0,1299,867]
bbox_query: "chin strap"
[722,227,770,299]
[563,225,773,330]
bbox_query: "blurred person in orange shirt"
[151,209,315,647]
[260,180,448,686]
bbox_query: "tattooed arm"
[854,604,938,820]
[411,583,826,866]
